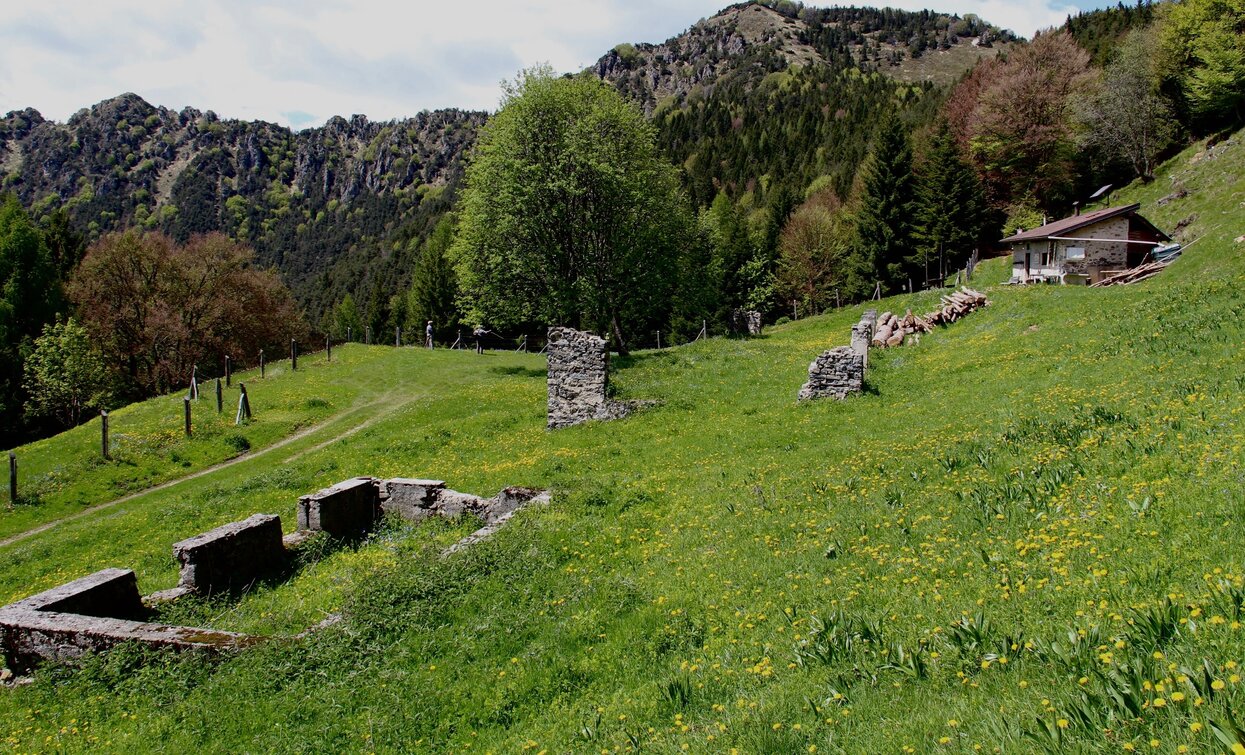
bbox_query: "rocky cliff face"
[0,93,485,308]
[593,4,823,113]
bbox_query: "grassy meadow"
[0,133,1243,753]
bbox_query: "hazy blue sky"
[0,0,1123,129]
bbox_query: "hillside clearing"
[0,133,1242,752]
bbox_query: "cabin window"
[1066,247,1085,260]
[1041,249,1054,266]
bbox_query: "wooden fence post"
[395,326,401,347]
[225,355,232,386]
[291,339,298,371]
[216,378,223,413]
[101,410,110,460]
[183,398,192,437]
[8,452,15,508]
[365,326,371,345]
[259,349,265,379]
[326,336,332,362]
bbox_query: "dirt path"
[0,390,416,550]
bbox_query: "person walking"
[425,320,434,349]
[473,325,491,354]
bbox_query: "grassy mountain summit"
[0,129,1242,751]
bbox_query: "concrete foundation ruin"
[0,476,549,674]
[0,568,258,675]
[297,476,382,537]
[546,327,632,429]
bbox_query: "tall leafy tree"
[1079,27,1177,182]
[0,196,61,442]
[969,30,1092,211]
[853,117,917,294]
[775,188,857,314]
[405,214,459,341]
[914,120,985,285]
[23,318,112,429]
[453,66,696,354]
[1158,0,1245,129]
[330,293,364,341]
[70,231,306,397]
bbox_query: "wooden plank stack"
[872,287,989,348]
[1089,260,1170,287]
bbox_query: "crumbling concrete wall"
[547,327,630,429]
[172,514,286,594]
[297,477,381,537]
[381,480,545,525]
[380,478,447,521]
[0,569,259,674]
[798,346,865,401]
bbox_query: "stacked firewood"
[872,287,989,348]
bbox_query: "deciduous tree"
[71,231,306,397]
[1078,27,1177,182]
[452,66,695,354]
[969,30,1093,211]
[775,188,856,314]
[1158,0,1245,129]
[23,318,112,428]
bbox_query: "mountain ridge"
[1,2,1013,323]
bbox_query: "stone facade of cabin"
[1005,204,1168,285]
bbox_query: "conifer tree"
[853,117,916,294]
[914,120,984,286]
[405,215,459,340]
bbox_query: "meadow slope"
[0,133,1243,753]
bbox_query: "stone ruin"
[0,478,549,674]
[546,327,633,429]
[798,309,875,401]
[797,347,865,401]
[732,308,763,336]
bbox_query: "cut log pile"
[871,287,989,348]
[1089,260,1171,287]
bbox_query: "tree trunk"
[611,311,630,357]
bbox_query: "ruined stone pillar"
[797,346,865,401]
[546,327,629,429]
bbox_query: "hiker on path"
[473,325,492,354]
[425,320,434,349]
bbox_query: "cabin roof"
[999,204,1169,244]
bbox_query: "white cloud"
[0,0,1089,130]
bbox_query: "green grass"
[0,133,1243,753]
[0,346,387,540]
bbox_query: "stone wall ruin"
[546,327,632,429]
[798,309,876,401]
[797,346,865,401]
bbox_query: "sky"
[0,0,1119,130]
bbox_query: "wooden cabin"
[1001,204,1170,285]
